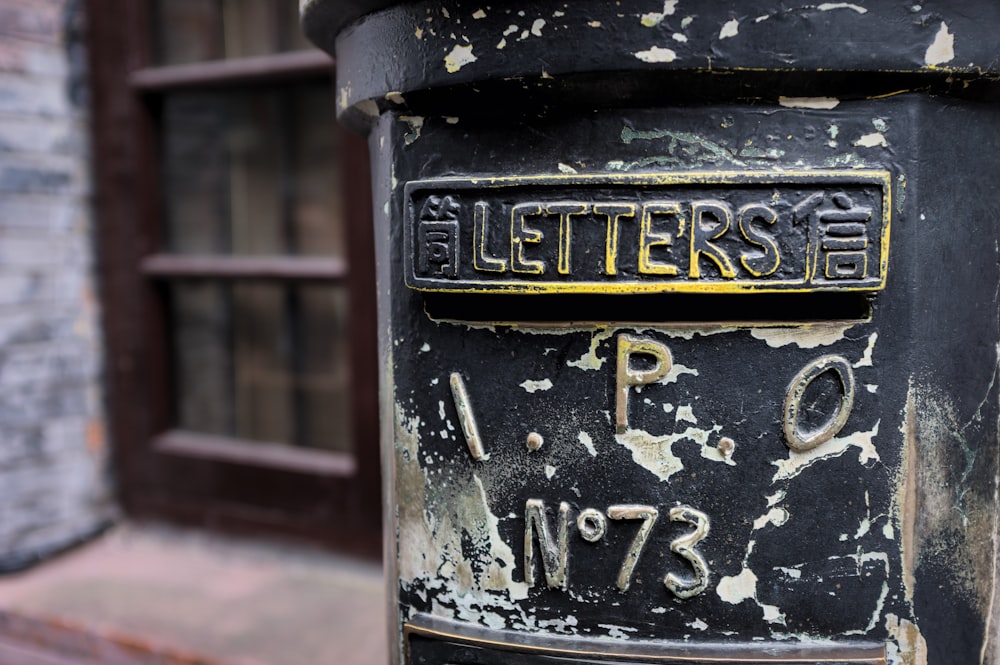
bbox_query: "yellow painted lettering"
[638,202,682,275]
[689,200,736,279]
[510,203,545,274]
[737,203,780,277]
[592,203,636,276]
[545,202,589,275]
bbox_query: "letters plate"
[404,171,891,294]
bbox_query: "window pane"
[156,0,313,65]
[161,84,345,258]
[171,282,352,452]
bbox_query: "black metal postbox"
[303,2,1000,663]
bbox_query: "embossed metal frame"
[404,614,887,664]
[403,170,892,295]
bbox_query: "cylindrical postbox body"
[304,3,1000,663]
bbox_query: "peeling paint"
[778,96,840,109]
[399,115,425,145]
[395,403,533,634]
[854,332,878,368]
[885,613,928,665]
[817,2,868,12]
[675,405,697,424]
[717,564,756,604]
[752,507,789,530]
[519,378,553,393]
[530,19,545,37]
[924,22,955,67]
[719,18,739,39]
[472,8,486,19]
[444,44,477,73]
[356,99,378,117]
[749,322,856,349]
[567,329,613,371]
[772,421,880,482]
[687,618,708,631]
[640,0,678,27]
[634,46,677,64]
[616,422,732,483]
[578,431,598,457]
[854,132,888,148]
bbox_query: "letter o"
[783,355,856,452]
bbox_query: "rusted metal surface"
[308,1,1000,663]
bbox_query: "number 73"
[524,500,710,599]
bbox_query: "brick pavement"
[0,524,387,665]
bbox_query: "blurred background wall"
[0,0,113,572]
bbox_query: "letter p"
[616,335,673,434]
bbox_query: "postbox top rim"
[304,0,1000,129]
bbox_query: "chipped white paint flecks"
[519,378,554,393]
[687,618,709,631]
[885,613,928,665]
[640,0,679,27]
[385,91,406,105]
[778,96,841,109]
[616,422,731,483]
[816,2,868,13]
[567,329,613,371]
[854,132,888,148]
[444,44,477,73]
[771,421,881,482]
[663,361,699,384]
[396,404,536,632]
[749,322,856,349]
[675,404,698,424]
[672,33,688,42]
[545,464,557,479]
[419,342,431,352]
[775,565,802,579]
[854,332,878,368]
[399,115,425,145]
[530,18,545,37]
[578,431,598,457]
[472,8,486,19]
[924,21,955,67]
[717,565,757,604]
[634,46,677,63]
[588,21,602,28]
[719,18,739,39]
[752,507,789,530]
[557,162,578,174]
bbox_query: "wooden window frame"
[84,0,381,558]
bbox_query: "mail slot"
[303,3,1000,664]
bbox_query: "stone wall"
[0,0,114,572]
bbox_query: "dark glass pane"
[155,0,315,65]
[161,83,345,258]
[172,282,232,435]
[171,283,352,452]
